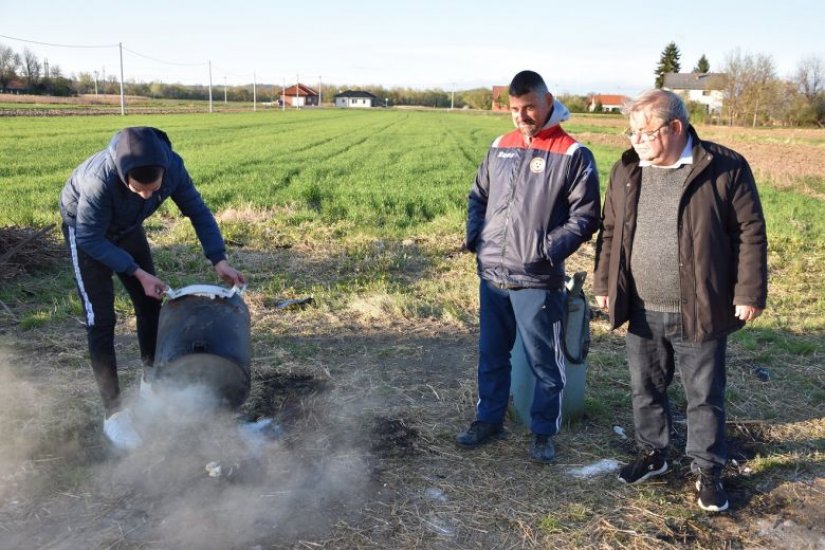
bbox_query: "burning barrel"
[153,285,251,408]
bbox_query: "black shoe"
[617,449,668,484]
[529,434,555,463]
[455,421,502,447]
[696,470,729,512]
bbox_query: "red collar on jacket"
[496,124,576,154]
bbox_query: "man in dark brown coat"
[593,89,767,512]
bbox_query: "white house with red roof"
[282,83,319,107]
[587,94,631,113]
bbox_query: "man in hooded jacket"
[456,70,601,462]
[60,126,245,450]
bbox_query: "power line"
[0,33,116,49]
[211,63,254,79]
[121,46,207,67]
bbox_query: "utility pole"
[295,74,299,107]
[282,76,286,111]
[208,61,213,113]
[451,83,455,110]
[93,70,99,95]
[318,75,322,107]
[118,43,125,116]
[224,76,227,104]
[253,72,257,112]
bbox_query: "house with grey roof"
[663,72,726,114]
[334,90,378,108]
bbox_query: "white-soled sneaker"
[139,375,156,400]
[103,409,143,450]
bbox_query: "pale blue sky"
[2,0,822,95]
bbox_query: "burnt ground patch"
[365,416,421,459]
[727,421,773,462]
[242,371,326,422]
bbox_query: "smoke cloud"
[0,348,373,549]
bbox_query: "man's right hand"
[134,268,168,300]
[595,295,609,311]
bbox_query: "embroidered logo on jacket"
[530,157,546,173]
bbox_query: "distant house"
[663,72,726,114]
[282,83,319,107]
[334,90,377,108]
[0,78,27,94]
[491,85,508,111]
[588,94,630,113]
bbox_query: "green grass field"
[0,109,823,548]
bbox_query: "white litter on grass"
[425,487,449,502]
[612,425,627,439]
[205,461,223,477]
[205,460,240,478]
[238,418,283,451]
[567,459,621,479]
[423,514,455,537]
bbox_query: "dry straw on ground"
[0,225,64,282]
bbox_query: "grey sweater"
[629,164,691,312]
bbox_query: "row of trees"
[0,43,613,115]
[0,44,73,95]
[0,44,490,109]
[655,42,825,127]
[3,40,824,126]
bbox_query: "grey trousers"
[626,309,728,472]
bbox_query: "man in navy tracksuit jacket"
[456,71,600,461]
[60,127,245,450]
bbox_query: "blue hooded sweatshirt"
[60,127,226,275]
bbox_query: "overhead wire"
[2,33,271,86]
[122,46,207,67]
[0,33,117,49]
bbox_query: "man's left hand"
[735,304,763,322]
[215,260,246,286]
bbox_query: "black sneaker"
[617,449,668,484]
[529,434,555,463]
[696,471,729,512]
[455,421,502,447]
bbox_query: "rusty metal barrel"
[153,285,251,408]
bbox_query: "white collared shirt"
[639,136,694,169]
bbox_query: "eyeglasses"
[623,121,671,142]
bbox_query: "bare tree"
[793,56,825,126]
[795,56,824,100]
[21,48,42,88]
[0,44,21,89]
[721,50,780,126]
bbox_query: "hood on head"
[542,99,570,130]
[109,127,171,183]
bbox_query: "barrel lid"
[165,284,246,300]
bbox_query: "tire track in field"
[263,114,410,190]
[198,113,407,198]
[437,120,499,171]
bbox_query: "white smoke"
[0,347,372,549]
